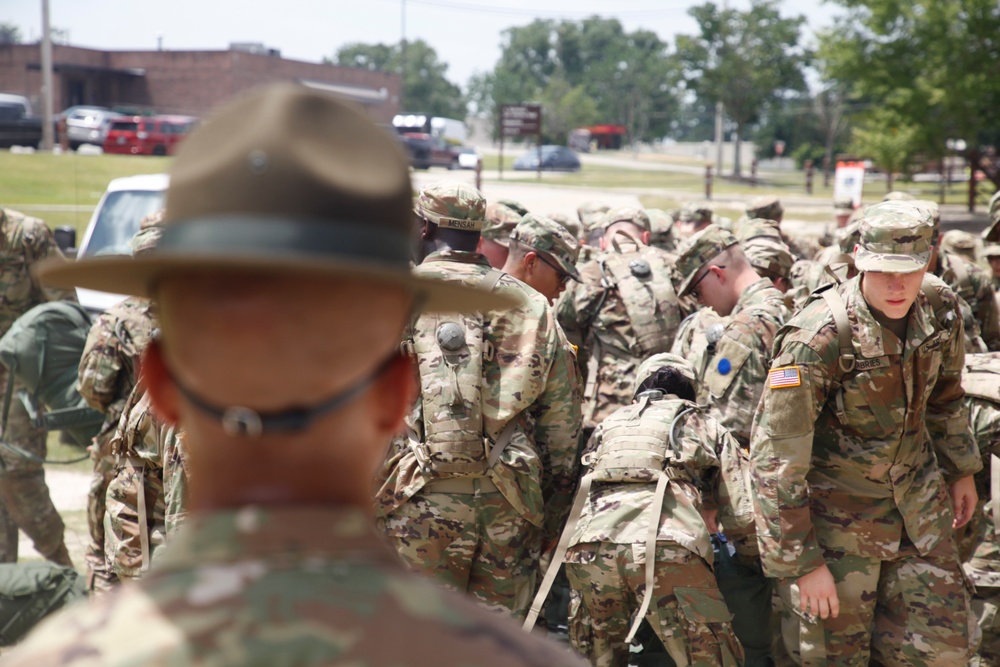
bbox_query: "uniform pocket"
[672,586,742,666]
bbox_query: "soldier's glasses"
[689,265,726,300]
[536,253,573,285]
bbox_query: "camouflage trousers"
[84,444,118,594]
[378,483,541,618]
[777,539,976,666]
[565,541,743,667]
[0,372,70,567]
[970,585,1000,667]
[104,457,165,581]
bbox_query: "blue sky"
[7,0,840,88]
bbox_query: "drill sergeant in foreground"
[376,182,581,619]
[76,213,162,593]
[0,207,76,567]
[751,202,981,666]
[5,83,584,667]
[558,207,682,440]
[526,353,743,667]
[674,224,789,667]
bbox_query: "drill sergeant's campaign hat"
[37,83,516,314]
[675,224,740,296]
[509,213,582,282]
[853,201,933,274]
[481,202,521,246]
[634,352,697,394]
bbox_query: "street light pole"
[399,0,406,110]
[40,0,54,151]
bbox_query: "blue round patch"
[717,358,731,375]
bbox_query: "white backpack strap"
[626,469,671,643]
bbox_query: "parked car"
[58,106,122,149]
[399,132,455,170]
[75,173,168,313]
[0,93,43,149]
[451,145,480,170]
[513,145,581,172]
[103,115,197,156]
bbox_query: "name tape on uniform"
[768,366,801,389]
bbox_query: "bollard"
[705,165,713,201]
[805,160,814,195]
[823,157,831,188]
[58,117,69,153]
[475,157,483,193]
[751,159,758,187]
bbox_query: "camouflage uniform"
[77,296,157,591]
[376,184,582,618]
[670,308,726,384]
[646,208,679,254]
[558,208,682,432]
[936,250,1000,352]
[959,353,1000,667]
[0,208,75,566]
[546,354,742,667]
[3,507,585,667]
[751,205,981,666]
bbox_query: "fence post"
[751,159,758,187]
[475,157,483,193]
[805,160,814,195]
[705,165,713,200]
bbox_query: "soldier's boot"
[0,504,19,562]
[0,470,71,567]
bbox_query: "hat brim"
[37,254,522,313]
[853,249,930,274]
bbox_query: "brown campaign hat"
[37,84,516,313]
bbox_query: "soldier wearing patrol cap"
[545,211,582,241]
[578,202,611,246]
[502,213,582,304]
[675,203,714,238]
[524,352,744,667]
[980,244,1000,292]
[674,224,788,666]
[751,201,981,666]
[380,181,582,620]
[833,196,854,229]
[744,237,795,295]
[7,84,584,666]
[476,201,521,268]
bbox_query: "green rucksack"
[0,301,104,449]
[0,561,87,646]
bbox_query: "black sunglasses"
[688,265,725,299]
[536,252,573,285]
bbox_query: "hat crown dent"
[165,83,413,243]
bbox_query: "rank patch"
[768,366,801,389]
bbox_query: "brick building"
[0,43,401,123]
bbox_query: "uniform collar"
[847,276,936,358]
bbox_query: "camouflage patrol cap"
[746,195,783,221]
[546,211,582,240]
[940,230,980,263]
[415,182,486,232]
[497,198,529,217]
[678,203,713,224]
[482,202,521,245]
[130,209,166,256]
[635,353,696,394]
[744,237,794,280]
[854,201,933,273]
[601,207,651,232]
[675,224,739,296]
[981,191,1000,242]
[833,195,854,213]
[646,208,676,247]
[578,201,611,226]
[510,213,582,282]
[737,218,782,243]
[883,191,915,202]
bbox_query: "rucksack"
[0,301,104,448]
[404,269,515,478]
[0,561,87,646]
[598,244,680,356]
[961,353,1000,543]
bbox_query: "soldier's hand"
[950,475,977,529]
[797,563,839,620]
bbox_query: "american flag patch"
[768,366,801,389]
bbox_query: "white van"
[75,173,168,314]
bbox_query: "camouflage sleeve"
[24,220,76,303]
[533,309,583,543]
[927,305,982,482]
[555,280,586,350]
[77,312,123,413]
[975,275,1000,352]
[750,332,832,579]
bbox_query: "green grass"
[0,151,171,236]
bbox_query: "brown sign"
[500,104,542,137]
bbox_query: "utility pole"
[714,101,723,175]
[40,0,54,151]
[399,0,406,110]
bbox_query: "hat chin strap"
[167,352,399,438]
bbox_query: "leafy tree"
[330,39,466,119]
[819,0,1000,188]
[676,0,809,176]
[537,76,600,145]
[0,23,22,45]
[848,109,918,192]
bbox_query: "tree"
[819,0,1000,188]
[537,76,600,145]
[848,109,918,192]
[676,0,810,176]
[329,40,466,119]
[0,23,22,45]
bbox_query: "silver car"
[60,106,122,149]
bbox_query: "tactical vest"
[961,354,1000,546]
[598,244,680,357]
[525,392,698,643]
[405,269,514,479]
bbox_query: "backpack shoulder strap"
[818,284,855,373]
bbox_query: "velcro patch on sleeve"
[768,366,801,389]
